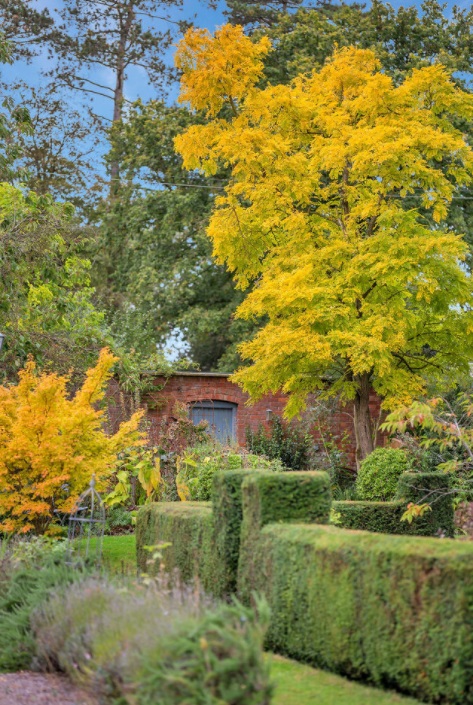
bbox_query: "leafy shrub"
[104,506,135,535]
[356,447,411,501]
[0,537,82,671]
[33,577,272,705]
[176,441,282,501]
[105,445,164,510]
[246,417,313,470]
[383,395,473,502]
[0,348,144,534]
[142,401,211,502]
[383,394,473,477]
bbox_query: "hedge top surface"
[140,501,211,517]
[333,500,402,508]
[261,522,473,560]
[143,502,212,514]
[395,471,451,498]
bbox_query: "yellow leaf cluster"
[174,30,473,414]
[0,348,145,534]
[175,25,271,117]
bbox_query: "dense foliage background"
[1,0,473,381]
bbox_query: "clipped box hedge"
[136,468,471,703]
[333,500,408,533]
[396,471,454,537]
[136,472,266,597]
[212,470,256,594]
[135,501,219,593]
[334,471,455,537]
[238,471,331,603]
[246,522,473,705]
[137,471,332,600]
[240,471,332,528]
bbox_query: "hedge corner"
[237,471,331,603]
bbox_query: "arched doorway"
[190,400,237,444]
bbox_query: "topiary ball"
[356,447,411,501]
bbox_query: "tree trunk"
[109,69,124,187]
[353,372,375,469]
[109,3,135,188]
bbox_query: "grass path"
[269,655,422,705]
[100,534,424,705]
[100,534,137,574]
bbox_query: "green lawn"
[269,654,422,705]
[102,534,137,573]
[100,536,423,705]
[78,534,137,574]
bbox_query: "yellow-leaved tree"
[174,26,473,464]
[0,348,144,534]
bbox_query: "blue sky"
[1,0,468,190]
[3,0,467,124]
[2,0,467,359]
[3,0,228,120]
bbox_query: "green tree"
[13,84,103,209]
[50,0,187,183]
[0,0,54,61]
[224,0,309,28]
[0,34,107,381]
[0,35,32,182]
[258,0,473,86]
[0,183,107,383]
[95,99,255,369]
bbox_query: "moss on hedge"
[248,523,473,705]
[238,471,331,603]
[135,502,218,593]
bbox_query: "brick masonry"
[107,372,385,470]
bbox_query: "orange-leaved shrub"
[0,348,145,534]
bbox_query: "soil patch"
[0,672,99,705]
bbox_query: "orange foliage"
[0,348,145,534]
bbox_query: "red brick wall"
[144,374,287,446]
[309,391,384,470]
[106,373,385,470]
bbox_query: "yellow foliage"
[175,25,271,117]
[176,481,191,502]
[0,348,145,534]
[175,31,473,415]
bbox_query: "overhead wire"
[129,181,473,199]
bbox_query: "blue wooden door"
[190,401,237,443]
